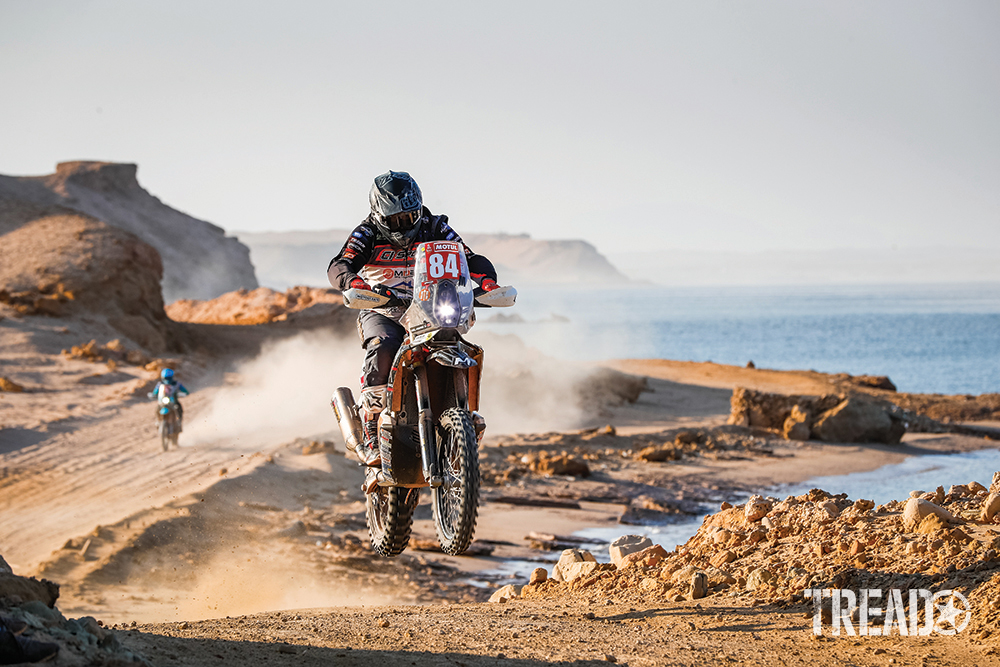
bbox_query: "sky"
[1,0,998,258]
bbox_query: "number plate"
[424,242,462,280]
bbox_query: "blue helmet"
[161,368,175,381]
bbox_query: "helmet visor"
[384,209,422,232]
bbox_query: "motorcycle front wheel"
[432,407,480,555]
[159,420,170,452]
[366,486,418,557]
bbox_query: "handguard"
[474,285,517,308]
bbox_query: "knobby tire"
[432,407,480,555]
[367,486,419,558]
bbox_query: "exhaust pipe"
[331,387,364,459]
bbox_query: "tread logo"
[805,588,970,636]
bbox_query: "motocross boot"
[358,385,386,468]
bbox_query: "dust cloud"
[468,331,603,435]
[184,331,364,449]
[133,545,399,623]
[184,327,611,450]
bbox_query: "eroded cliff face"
[0,161,258,301]
[238,229,630,289]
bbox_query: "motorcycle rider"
[148,368,189,423]
[327,171,501,467]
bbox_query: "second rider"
[327,171,502,467]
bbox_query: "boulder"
[745,568,774,591]
[744,495,772,522]
[991,472,1000,495]
[529,568,548,585]
[811,396,906,444]
[618,545,668,571]
[0,572,59,607]
[981,493,1000,522]
[818,500,840,519]
[562,561,600,582]
[609,535,653,568]
[902,498,958,531]
[690,572,708,600]
[782,405,811,441]
[551,549,596,582]
[489,584,518,603]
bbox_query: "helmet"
[161,368,175,381]
[369,171,424,247]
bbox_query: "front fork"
[414,365,442,488]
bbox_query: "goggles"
[384,209,422,232]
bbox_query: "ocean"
[473,282,1000,396]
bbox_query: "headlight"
[434,282,461,327]
[160,396,171,405]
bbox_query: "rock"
[969,481,988,494]
[552,549,596,582]
[811,396,905,445]
[782,405,811,441]
[853,499,875,512]
[703,567,736,587]
[529,568,548,585]
[902,498,957,531]
[720,501,733,510]
[690,572,708,600]
[0,554,11,575]
[635,446,679,462]
[530,453,590,478]
[991,472,1000,495]
[489,584,518,603]
[981,493,1000,521]
[916,514,949,534]
[618,545,668,571]
[562,561,600,582]
[0,572,59,607]
[744,495,772,522]
[934,486,946,504]
[745,569,774,591]
[710,550,736,568]
[818,500,840,519]
[948,485,970,497]
[609,535,653,567]
[0,377,25,392]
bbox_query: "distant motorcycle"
[332,240,516,557]
[152,385,183,451]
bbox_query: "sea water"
[475,282,1000,395]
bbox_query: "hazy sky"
[1,1,997,256]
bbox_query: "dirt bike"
[331,240,516,557]
[152,390,182,451]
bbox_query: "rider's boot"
[358,385,386,468]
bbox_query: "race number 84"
[427,251,460,279]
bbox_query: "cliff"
[236,229,629,289]
[0,162,258,301]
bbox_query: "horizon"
[2,1,998,267]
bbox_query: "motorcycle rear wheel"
[366,486,418,557]
[432,407,480,555]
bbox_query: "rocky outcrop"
[0,161,257,301]
[0,211,180,352]
[728,387,906,444]
[166,285,354,330]
[514,475,1000,612]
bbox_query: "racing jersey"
[327,208,497,320]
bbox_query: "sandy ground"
[3,309,1000,665]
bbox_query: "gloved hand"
[349,277,372,291]
[370,284,398,300]
[479,278,500,292]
